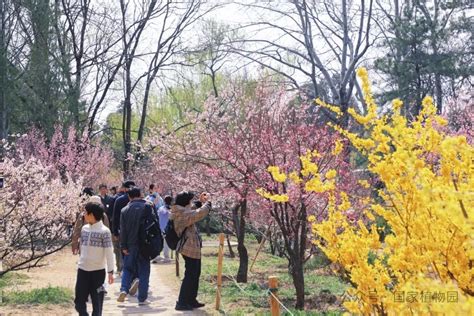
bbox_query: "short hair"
[175,191,194,207]
[99,184,107,189]
[127,186,142,199]
[84,202,104,221]
[82,187,94,197]
[164,195,173,205]
[111,186,117,191]
[122,180,136,189]
[149,184,155,190]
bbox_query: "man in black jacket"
[111,180,135,275]
[117,187,153,305]
[99,184,114,220]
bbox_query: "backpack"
[138,204,163,260]
[164,219,186,251]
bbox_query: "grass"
[196,234,348,315]
[1,286,73,305]
[0,272,72,306]
[0,272,29,291]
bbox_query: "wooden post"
[269,276,280,316]
[250,223,273,272]
[250,235,266,272]
[215,233,225,310]
[175,253,179,277]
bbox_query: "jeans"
[74,269,106,316]
[113,238,123,272]
[120,247,150,302]
[178,255,201,305]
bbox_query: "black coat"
[101,194,115,220]
[112,193,129,236]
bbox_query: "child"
[74,202,115,316]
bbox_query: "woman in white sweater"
[74,202,115,316]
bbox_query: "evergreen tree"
[375,0,472,116]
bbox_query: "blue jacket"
[112,193,128,236]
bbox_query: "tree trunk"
[273,202,308,310]
[232,200,248,283]
[289,253,305,310]
[268,230,276,255]
[0,0,7,141]
[226,234,235,258]
[123,96,132,179]
[122,56,132,178]
[210,69,218,97]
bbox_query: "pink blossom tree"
[443,91,473,143]
[146,83,356,308]
[13,125,114,188]
[0,153,82,276]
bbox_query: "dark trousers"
[178,255,201,305]
[75,268,106,316]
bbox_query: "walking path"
[2,250,209,315]
[101,259,207,315]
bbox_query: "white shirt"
[78,221,115,273]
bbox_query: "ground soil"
[0,249,210,315]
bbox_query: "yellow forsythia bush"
[262,69,474,314]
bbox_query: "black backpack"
[138,204,163,260]
[164,220,186,251]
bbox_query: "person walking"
[171,191,211,311]
[111,180,135,276]
[117,187,154,305]
[98,184,114,221]
[74,202,115,316]
[152,195,172,263]
[72,195,110,255]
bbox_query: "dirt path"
[1,250,209,315]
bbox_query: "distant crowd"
[73,181,211,315]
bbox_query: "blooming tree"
[14,125,114,188]
[147,83,354,308]
[0,154,82,276]
[267,69,474,314]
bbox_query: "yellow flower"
[267,166,287,183]
[315,98,342,117]
[263,68,474,315]
[332,140,344,156]
[422,96,434,109]
[289,171,302,184]
[303,69,474,314]
[392,98,403,110]
[256,188,289,203]
[358,180,370,188]
[325,169,337,179]
[269,193,289,203]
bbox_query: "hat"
[88,195,102,204]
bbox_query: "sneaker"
[129,279,139,296]
[190,301,205,308]
[151,256,162,263]
[175,302,193,311]
[117,291,127,303]
[138,300,151,306]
